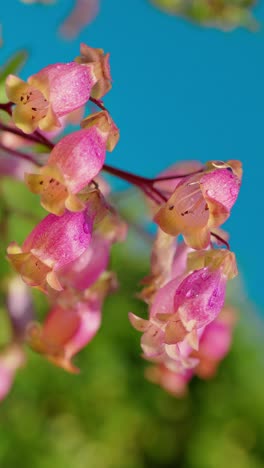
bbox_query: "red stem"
[89,97,108,112]
[0,142,41,166]
[0,102,13,115]
[211,232,230,250]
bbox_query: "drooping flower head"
[154,160,242,249]
[7,209,94,292]
[130,247,237,373]
[26,272,117,372]
[6,56,103,133]
[25,111,119,215]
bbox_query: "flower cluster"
[130,159,241,395]
[0,44,242,400]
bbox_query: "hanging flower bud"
[6,61,99,134]
[75,43,112,99]
[26,272,117,372]
[154,160,242,249]
[7,209,93,293]
[25,116,118,215]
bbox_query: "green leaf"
[0,50,28,101]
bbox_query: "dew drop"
[230,187,238,197]
[83,222,90,234]
[186,289,193,298]
[206,189,214,198]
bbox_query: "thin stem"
[151,168,204,182]
[0,121,46,146]
[103,164,152,184]
[0,102,13,115]
[103,164,167,203]
[0,142,41,166]
[89,97,108,112]
[211,232,230,250]
[34,130,54,150]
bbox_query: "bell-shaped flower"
[6,60,100,134]
[130,249,237,372]
[26,272,117,372]
[25,111,119,215]
[154,160,242,249]
[57,200,127,290]
[153,249,237,347]
[75,43,111,99]
[7,209,93,293]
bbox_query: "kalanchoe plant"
[0,43,242,401]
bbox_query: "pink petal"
[201,168,241,212]
[65,298,101,359]
[58,234,110,290]
[174,268,227,330]
[23,209,93,270]
[48,127,106,193]
[30,62,96,116]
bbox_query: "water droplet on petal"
[186,290,193,298]
[83,222,90,234]
[230,187,238,197]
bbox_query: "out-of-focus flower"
[146,305,237,396]
[60,0,99,39]
[6,61,99,133]
[150,0,258,30]
[192,305,237,378]
[154,160,242,249]
[7,209,94,292]
[26,272,117,372]
[25,111,119,215]
[145,364,192,397]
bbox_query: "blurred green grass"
[1,179,264,468]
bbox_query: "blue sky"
[1,0,264,310]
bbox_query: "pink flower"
[154,160,242,249]
[26,273,117,372]
[130,248,237,372]
[60,2,99,40]
[58,234,110,291]
[145,364,192,397]
[193,305,237,378]
[25,111,119,215]
[6,61,99,133]
[7,209,93,292]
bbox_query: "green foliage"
[0,241,263,468]
[150,0,258,30]
[0,50,28,102]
